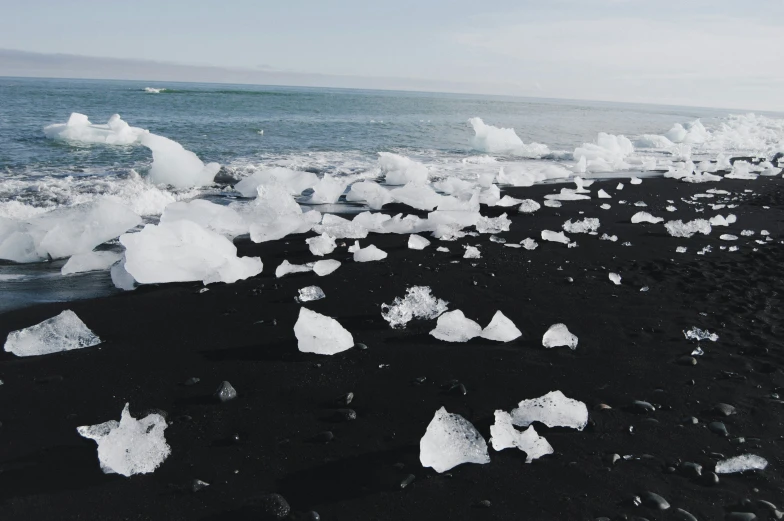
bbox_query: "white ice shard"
[141,133,219,189]
[715,454,768,474]
[616,183,624,190]
[665,219,712,238]
[242,184,320,243]
[518,199,541,213]
[420,407,490,473]
[346,181,394,210]
[476,214,511,234]
[77,403,170,477]
[630,177,642,185]
[510,390,589,431]
[609,273,621,285]
[563,218,599,234]
[463,245,481,259]
[381,286,448,328]
[469,118,550,157]
[275,260,313,278]
[4,310,101,357]
[306,233,337,256]
[160,199,248,238]
[408,234,431,250]
[234,167,317,197]
[294,307,354,355]
[348,240,361,253]
[521,238,538,250]
[495,195,523,207]
[631,212,664,224]
[308,174,349,204]
[545,188,591,201]
[313,214,368,239]
[542,323,578,349]
[573,133,634,172]
[683,327,718,342]
[480,311,522,342]
[490,411,554,463]
[390,183,443,211]
[378,152,429,185]
[61,251,123,275]
[676,246,687,253]
[354,244,387,262]
[120,221,262,285]
[720,234,738,241]
[541,230,571,244]
[597,189,611,199]
[600,233,617,241]
[297,286,325,303]
[430,310,482,342]
[44,113,147,145]
[312,259,341,276]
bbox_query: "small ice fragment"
[630,177,642,185]
[463,246,481,259]
[521,238,538,250]
[665,219,712,238]
[429,310,482,342]
[347,240,361,253]
[609,273,621,285]
[666,205,677,212]
[597,189,611,199]
[504,243,521,248]
[616,183,624,190]
[542,323,578,349]
[568,242,578,248]
[715,454,768,474]
[563,218,600,234]
[640,286,649,292]
[306,233,337,256]
[490,411,553,463]
[631,212,664,224]
[684,327,718,342]
[294,308,354,355]
[676,246,687,253]
[354,244,388,262]
[436,246,449,252]
[476,214,511,234]
[408,234,431,250]
[761,230,770,236]
[312,259,341,276]
[510,390,589,431]
[621,241,632,246]
[691,346,704,356]
[381,286,448,328]
[740,230,754,236]
[480,311,522,342]
[729,246,738,252]
[720,234,738,241]
[4,310,101,357]
[275,260,312,278]
[600,234,617,242]
[518,199,541,213]
[489,235,506,243]
[296,286,325,303]
[419,407,490,473]
[634,201,647,207]
[600,204,611,210]
[544,199,561,208]
[541,230,570,244]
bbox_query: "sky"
[1,0,783,111]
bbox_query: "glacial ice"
[293,307,354,355]
[545,188,590,201]
[308,174,349,204]
[313,214,368,239]
[609,273,621,285]
[420,407,490,473]
[480,311,522,342]
[469,117,550,157]
[510,390,589,431]
[390,183,443,211]
[563,218,599,234]
[306,233,337,256]
[275,260,313,278]
[630,177,642,185]
[354,244,388,262]
[490,411,554,463]
[381,286,448,328]
[141,133,220,189]
[4,310,101,357]
[297,286,325,303]
[518,199,541,213]
[715,454,768,474]
[495,195,523,207]
[463,246,481,259]
[664,120,710,144]
[541,230,571,244]
[600,234,617,242]
[720,234,738,241]
[160,199,248,238]
[430,310,482,342]
[683,327,718,342]
[77,403,170,477]
[573,133,634,172]
[378,152,429,185]
[346,181,394,209]
[61,251,123,275]
[243,185,320,243]
[497,163,572,187]
[600,204,611,210]
[521,238,538,250]
[312,259,341,276]
[476,213,511,234]
[597,189,611,199]
[665,219,712,238]
[631,211,664,224]
[44,113,147,145]
[542,323,578,349]
[408,234,431,250]
[234,167,317,197]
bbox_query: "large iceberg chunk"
[44,113,147,145]
[293,308,354,355]
[234,167,318,197]
[490,411,554,463]
[77,403,170,476]
[430,310,482,342]
[420,407,490,473]
[476,213,511,234]
[141,133,219,189]
[715,454,768,474]
[4,310,101,357]
[480,311,522,342]
[469,118,550,157]
[345,181,394,209]
[160,199,248,238]
[61,251,123,275]
[381,286,448,328]
[378,152,429,185]
[542,323,578,349]
[242,185,320,243]
[308,174,349,204]
[511,390,589,431]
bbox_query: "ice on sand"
[597,189,611,199]
[234,167,317,197]
[378,152,429,185]
[521,238,538,250]
[313,259,341,276]
[4,310,101,357]
[160,199,247,238]
[381,286,448,328]
[490,411,553,463]
[609,273,621,285]
[61,251,123,275]
[684,327,718,342]
[308,174,349,204]
[511,390,589,431]
[313,214,368,239]
[276,260,313,278]
[542,323,578,349]
[715,454,768,474]
[354,244,387,262]
[141,133,220,189]
[480,311,522,342]
[346,181,394,210]
[630,177,642,185]
[77,403,170,477]
[563,218,599,234]
[420,407,490,473]
[720,234,738,241]
[541,230,571,244]
[243,185,320,243]
[476,214,511,234]
[294,308,354,355]
[665,219,712,238]
[296,286,325,303]
[463,246,481,259]
[44,113,147,145]
[430,310,482,342]
[306,233,337,256]
[518,199,541,213]
[631,212,664,224]
[408,234,431,250]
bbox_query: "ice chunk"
[293,307,354,355]
[683,327,718,342]
[44,113,147,145]
[600,204,611,210]
[475,213,510,234]
[631,211,664,224]
[518,199,541,214]
[665,219,712,238]
[521,238,538,250]
[597,189,611,199]
[346,181,394,209]
[77,403,170,477]
[111,258,136,291]
[541,230,571,244]
[542,323,578,349]
[430,310,482,342]
[306,233,337,256]
[573,133,634,172]
[545,188,590,201]
[498,162,571,187]
[630,177,642,185]
[378,152,429,185]
[120,221,262,285]
[480,311,522,342]
[390,183,443,211]
[408,234,431,250]
[616,183,624,190]
[4,310,101,357]
[436,246,449,252]
[276,260,312,278]
[313,214,368,239]
[61,251,123,275]
[160,199,247,238]
[510,390,589,431]
[308,174,349,204]
[234,167,317,197]
[720,234,738,241]
[354,244,387,262]
[296,286,325,303]
[463,245,481,259]
[420,407,490,473]
[544,200,562,208]
[609,273,621,285]
[490,411,554,463]
[312,259,341,276]
[381,286,448,328]
[495,195,523,207]
[141,133,219,189]
[348,240,361,253]
[715,454,768,474]
[469,117,550,157]
[243,185,318,243]
[563,218,599,234]
[600,234,617,242]
[676,246,687,253]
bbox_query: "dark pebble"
[400,474,416,489]
[673,508,698,521]
[183,377,201,386]
[251,493,291,520]
[678,356,698,366]
[679,461,703,478]
[355,342,368,350]
[475,500,492,509]
[701,471,720,486]
[310,431,334,443]
[630,400,656,414]
[214,381,237,403]
[713,403,736,416]
[413,376,427,384]
[708,421,729,437]
[640,491,670,510]
[34,375,64,384]
[332,409,357,421]
[726,513,756,521]
[682,416,699,425]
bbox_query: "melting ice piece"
[720,234,738,241]
[160,199,248,238]
[518,199,541,213]
[348,240,361,253]
[666,206,677,212]
[600,204,611,210]
[308,174,349,204]
[563,218,599,234]
[141,133,220,189]
[354,244,388,262]
[542,323,578,349]
[379,152,429,185]
[430,310,482,342]
[665,219,712,238]
[313,214,368,239]
[44,113,147,145]
[631,212,664,224]
[77,403,170,476]
[544,199,562,208]
[294,308,354,355]
[408,234,431,250]
[436,246,449,252]
[296,286,325,303]
[541,230,570,244]
[381,286,448,328]
[609,273,621,285]
[312,259,341,276]
[463,245,481,259]
[61,251,123,275]
[597,189,611,199]
[676,246,687,253]
[600,234,617,242]
[4,310,101,357]
[616,183,624,190]
[345,181,394,209]
[683,327,718,342]
[234,167,318,197]
[420,407,490,473]
[715,454,768,474]
[496,195,522,207]
[480,311,522,342]
[630,177,642,185]
[476,214,511,234]
[276,260,313,278]
[521,238,538,250]
[510,390,589,431]
[490,411,554,463]
[306,233,337,256]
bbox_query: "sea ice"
[429,310,482,342]
[77,403,170,477]
[275,260,312,278]
[511,390,589,431]
[306,233,337,256]
[665,219,712,238]
[715,454,768,474]
[518,199,541,213]
[312,259,341,276]
[600,204,611,210]
[4,310,101,357]
[390,183,443,211]
[616,183,624,190]
[420,407,490,473]
[378,152,429,185]
[141,133,220,189]
[490,411,553,463]
[631,212,664,224]
[408,234,431,250]
[463,246,481,259]
[542,323,578,349]
[573,133,634,172]
[720,234,738,241]
[296,286,325,303]
[521,238,538,250]
[293,308,354,355]
[44,113,147,145]
[354,244,388,262]
[480,311,522,342]
[61,251,123,275]
[469,117,549,157]
[563,218,599,234]
[241,185,320,243]
[381,286,448,328]
[495,195,523,207]
[541,230,571,244]
[609,273,621,285]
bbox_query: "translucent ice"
[44,113,147,145]
[378,152,429,185]
[720,234,738,241]
[665,219,712,238]
[313,214,368,239]
[469,117,550,157]
[306,233,337,256]
[563,218,599,234]
[600,234,617,242]
[541,230,571,244]
[715,454,768,474]
[573,133,634,172]
[408,234,431,250]
[160,199,248,238]
[510,390,589,431]
[390,183,443,211]
[683,327,718,342]
[521,238,538,250]
[542,323,578,349]
[353,244,387,262]
[4,310,101,357]
[480,311,522,342]
[609,273,621,285]
[381,286,448,328]
[463,245,481,259]
[296,286,325,303]
[234,167,317,197]
[490,411,553,463]
[518,199,541,213]
[346,181,394,209]
[294,307,354,355]
[61,251,123,275]
[312,259,341,276]
[476,213,511,234]
[308,174,349,204]
[597,189,611,199]
[495,195,523,207]
[77,403,170,477]
[430,310,482,342]
[631,212,664,224]
[275,260,313,278]
[420,407,490,473]
[141,133,220,189]
[630,177,642,185]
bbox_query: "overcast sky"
[2,0,783,111]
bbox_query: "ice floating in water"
[542,323,578,349]
[684,327,718,342]
[563,218,599,234]
[306,233,337,256]
[296,286,325,303]
[354,244,388,262]
[498,163,571,187]
[44,113,147,145]
[420,407,490,473]
[313,259,341,276]
[480,311,522,342]
[609,273,621,285]
[160,199,247,238]
[469,117,550,157]
[631,211,664,224]
[511,390,589,431]
[77,403,170,477]
[430,310,482,342]
[490,411,554,463]
[381,286,448,328]
[521,238,538,250]
[4,310,101,357]
[541,230,571,244]
[378,152,429,185]
[61,250,123,275]
[120,220,262,285]
[665,219,712,238]
[408,234,431,250]
[573,133,634,172]
[141,133,220,189]
[234,167,317,197]
[518,199,541,213]
[144,87,165,93]
[463,245,481,259]
[294,307,354,355]
[715,454,768,474]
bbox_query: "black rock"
[475,500,492,509]
[630,400,656,414]
[400,474,416,489]
[725,513,756,521]
[640,491,670,510]
[214,381,237,403]
[355,342,368,350]
[449,382,467,396]
[701,471,720,486]
[673,508,698,521]
[332,409,357,421]
[310,431,334,443]
[708,421,729,437]
[682,416,699,425]
[183,377,200,386]
[677,356,698,366]
[251,493,291,520]
[679,461,703,478]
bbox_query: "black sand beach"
[2,173,784,520]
